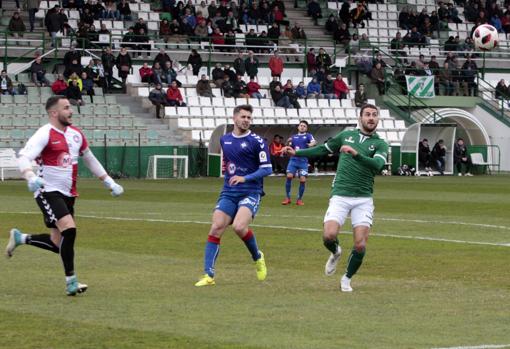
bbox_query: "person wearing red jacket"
[333,73,349,99]
[247,77,264,99]
[51,74,68,95]
[139,62,154,83]
[211,27,225,50]
[269,50,284,78]
[166,80,186,106]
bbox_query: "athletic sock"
[345,248,366,278]
[27,234,59,253]
[285,178,292,198]
[60,228,76,277]
[298,182,305,200]
[204,236,220,277]
[242,229,261,261]
[323,237,339,254]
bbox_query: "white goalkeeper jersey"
[19,123,88,197]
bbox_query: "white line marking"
[2,211,509,248]
[432,344,510,349]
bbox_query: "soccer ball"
[472,24,499,51]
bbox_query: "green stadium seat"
[14,95,28,104]
[25,129,36,138]
[120,118,133,128]
[0,117,12,127]
[26,117,40,127]
[79,105,93,115]
[93,96,106,104]
[27,87,39,96]
[82,129,92,140]
[1,95,13,103]
[105,95,116,104]
[28,94,40,104]
[94,117,106,128]
[120,130,133,140]
[0,105,13,115]
[0,129,10,139]
[107,105,120,115]
[94,87,104,96]
[40,87,53,98]
[13,106,27,115]
[12,118,25,127]
[107,130,120,140]
[93,129,105,142]
[17,74,30,83]
[72,116,81,126]
[94,105,107,115]
[119,105,130,114]
[107,118,120,128]
[11,129,24,139]
[80,117,93,128]
[147,130,159,141]
[27,105,40,115]
[133,119,145,128]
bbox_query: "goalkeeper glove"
[103,176,124,197]
[27,175,45,192]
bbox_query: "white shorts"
[323,196,374,228]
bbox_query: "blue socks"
[204,236,220,277]
[298,182,305,200]
[285,178,292,198]
[242,230,261,261]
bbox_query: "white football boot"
[340,274,353,292]
[325,245,342,276]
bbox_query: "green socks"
[323,238,339,254]
[346,248,366,278]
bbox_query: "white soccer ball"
[472,24,499,51]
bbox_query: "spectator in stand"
[269,76,282,92]
[66,79,84,106]
[101,1,120,20]
[233,52,246,77]
[169,19,186,42]
[139,62,154,84]
[118,0,132,21]
[444,36,458,51]
[314,67,326,83]
[399,6,411,30]
[316,48,332,74]
[81,71,94,102]
[269,50,284,78]
[101,46,115,92]
[432,139,446,175]
[321,74,336,100]
[268,22,281,45]
[196,74,215,97]
[290,23,306,40]
[0,70,14,95]
[247,77,264,99]
[495,79,509,103]
[269,135,286,174]
[64,58,83,79]
[333,73,349,99]
[350,2,370,28]
[136,28,150,58]
[390,32,407,63]
[116,47,132,92]
[306,48,317,74]
[223,64,236,81]
[154,48,171,69]
[334,22,351,47]
[159,19,172,43]
[194,20,209,40]
[283,80,300,108]
[245,51,259,79]
[221,74,234,97]
[122,26,137,50]
[149,83,170,119]
[404,26,427,48]
[8,11,26,38]
[212,63,225,87]
[339,1,351,27]
[502,13,510,33]
[306,77,322,99]
[30,57,50,87]
[271,85,293,108]
[195,1,209,18]
[354,84,367,107]
[461,55,478,96]
[166,80,186,106]
[439,62,454,96]
[211,27,226,50]
[296,81,306,99]
[44,5,61,47]
[257,31,271,53]
[454,138,473,176]
[67,72,83,91]
[187,49,202,76]
[152,61,165,85]
[27,0,39,32]
[163,60,178,85]
[134,17,148,36]
[370,62,386,96]
[307,0,322,25]
[372,52,387,68]
[325,14,338,33]
[51,74,67,95]
[232,75,249,98]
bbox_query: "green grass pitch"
[0,175,509,349]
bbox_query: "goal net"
[146,155,189,179]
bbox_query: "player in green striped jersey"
[284,104,388,292]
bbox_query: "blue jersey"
[290,132,315,164]
[221,130,272,194]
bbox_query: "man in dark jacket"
[44,5,61,47]
[418,138,433,172]
[454,138,473,176]
[101,46,115,92]
[432,139,446,175]
[63,45,82,67]
[149,83,170,118]
[244,51,259,79]
[196,74,214,97]
[233,52,246,77]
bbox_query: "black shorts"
[35,191,75,229]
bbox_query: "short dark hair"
[45,96,67,111]
[299,120,309,126]
[233,104,253,115]
[359,103,378,116]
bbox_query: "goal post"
[146,155,189,179]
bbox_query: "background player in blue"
[282,120,317,206]
[195,105,272,287]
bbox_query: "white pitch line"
[432,344,510,349]
[2,211,509,248]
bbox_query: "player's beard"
[58,114,72,127]
[361,120,377,134]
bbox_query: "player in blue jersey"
[281,120,316,206]
[195,104,272,287]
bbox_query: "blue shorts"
[215,192,262,219]
[286,159,309,177]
